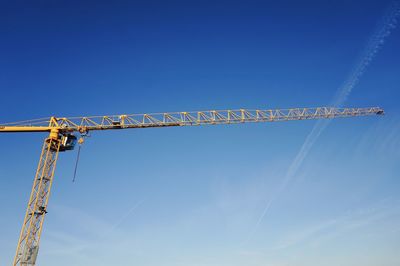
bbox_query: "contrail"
[99,199,145,240]
[249,1,400,240]
[332,1,400,107]
[108,199,145,232]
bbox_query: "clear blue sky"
[1,1,399,265]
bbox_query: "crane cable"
[72,145,81,182]
[72,136,86,182]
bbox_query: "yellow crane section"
[0,106,384,133]
[0,106,384,266]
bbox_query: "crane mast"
[14,132,60,266]
[0,106,384,265]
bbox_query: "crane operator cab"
[59,134,77,152]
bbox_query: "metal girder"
[0,107,384,133]
[13,136,60,266]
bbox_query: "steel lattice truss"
[0,107,384,133]
[13,138,60,266]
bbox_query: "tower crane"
[0,106,384,265]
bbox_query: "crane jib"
[0,107,385,134]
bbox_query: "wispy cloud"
[273,199,400,251]
[42,200,144,260]
[249,1,400,238]
[239,199,400,260]
[355,116,400,157]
